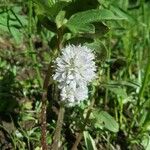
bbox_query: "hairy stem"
[40,60,53,150]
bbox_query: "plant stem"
[49,27,63,150]
[51,105,65,150]
[41,61,53,150]
[71,97,95,150]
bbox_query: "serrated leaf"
[84,131,97,150]
[93,110,119,132]
[65,9,126,33]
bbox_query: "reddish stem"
[41,62,53,150]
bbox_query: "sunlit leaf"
[93,110,119,132]
[84,131,97,150]
[65,9,127,33]
[142,135,150,150]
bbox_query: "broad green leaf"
[0,10,27,43]
[93,110,119,132]
[84,131,97,150]
[65,9,126,33]
[0,24,8,32]
[73,24,95,33]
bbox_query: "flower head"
[53,45,96,106]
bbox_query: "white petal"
[53,44,97,106]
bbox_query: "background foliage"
[0,0,150,149]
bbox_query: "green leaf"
[106,80,140,89]
[93,110,119,132]
[34,0,68,19]
[86,40,107,61]
[37,15,57,32]
[77,22,109,39]
[141,135,150,150]
[65,9,126,33]
[48,1,68,19]
[65,36,93,45]
[142,110,150,131]
[110,5,135,23]
[77,23,95,33]
[64,0,99,18]
[11,27,23,44]
[84,131,97,150]
[55,11,66,28]
[108,87,127,99]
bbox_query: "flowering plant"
[53,45,97,106]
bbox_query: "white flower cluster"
[53,45,96,106]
